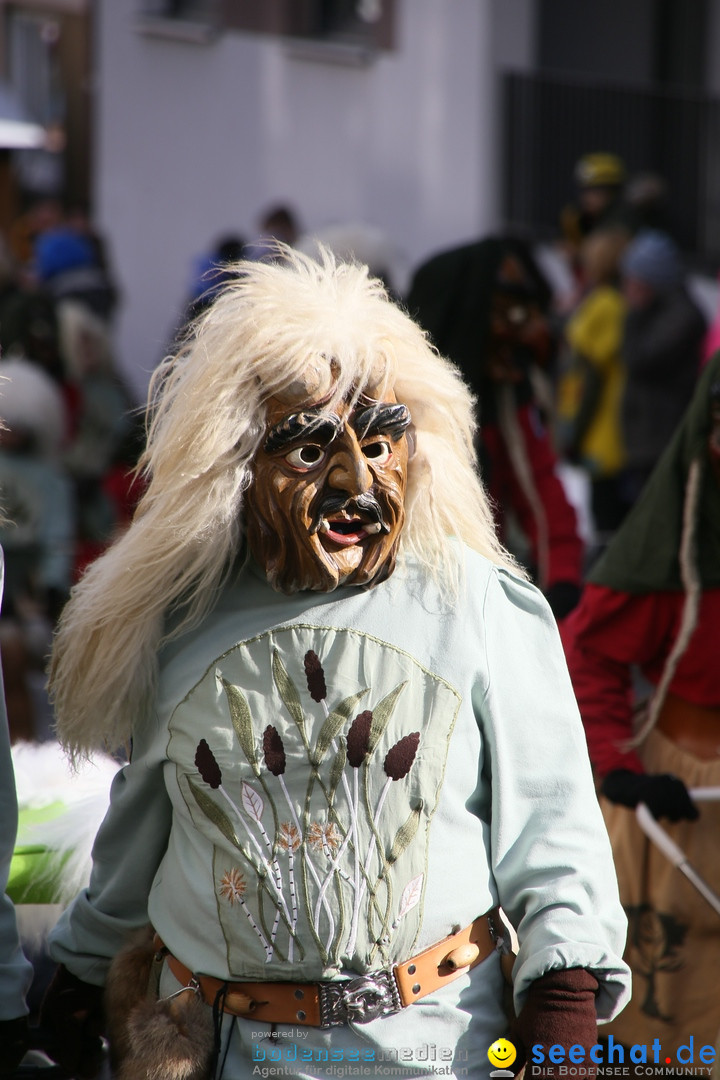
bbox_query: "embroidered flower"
[383,732,420,781]
[277,821,301,853]
[218,867,247,905]
[346,710,373,768]
[262,724,286,776]
[304,650,327,702]
[195,739,222,789]
[308,820,342,855]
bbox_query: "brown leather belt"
[158,909,499,1028]
[656,692,720,761]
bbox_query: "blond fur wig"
[49,245,518,759]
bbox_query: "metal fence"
[502,71,720,267]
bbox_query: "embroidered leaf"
[328,740,347,807]
[362,682,408,760]
[397,873,424,919]
[220,676,260,775]
[188,778,242,849]
[272,649,306,731]
[312,689,369,765]
[385,800,423,866]
[367,682,407,755]
[241,782,265,822]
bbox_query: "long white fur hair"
[49,245,519,759]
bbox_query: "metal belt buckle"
[319,970,402,1027]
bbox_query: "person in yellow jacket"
[556,227,629,546]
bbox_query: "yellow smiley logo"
[488,1038,517,1069]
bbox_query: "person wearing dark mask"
[407,235,584,621]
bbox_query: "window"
[135,0,219,43]
[139,0,216,19]
[221,0,395,53]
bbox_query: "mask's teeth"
[364,522,382,534]
[318,518,330,534]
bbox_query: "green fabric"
[8,801,69,904]
[589,351,720,592]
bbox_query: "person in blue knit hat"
[34,225,117,322]
[618,229,707,514]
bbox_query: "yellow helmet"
[575,152,626,188]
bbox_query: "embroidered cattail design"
[347,730,422,955]
[262,723,310,961]
[276,821,301,950]
[263,725,286,776]
[218,868,272,960]
[383,732,420,781]
[195,739,222,788]
[304,650,327,704]
[194,738,290,959]
[346,710,373,768]
[313,713,372,940]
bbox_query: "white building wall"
[95,0,508,400]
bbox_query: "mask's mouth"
[311,492,390,547]
[317,514,384,546]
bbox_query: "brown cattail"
[262,725,286,776]
[196,739,222,788]
[383,732,420,781]
[304,650,327,702]
[346,710,373,768]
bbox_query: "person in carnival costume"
[40,247,629,1079]
[407,235,585,621]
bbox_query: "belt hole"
[407,964,416,975]
[294,989,304,1000]
[412,982,421,995]
[297,1010,306,1021]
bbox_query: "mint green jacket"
[48,547,630,1039]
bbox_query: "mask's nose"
[326,434,373,496]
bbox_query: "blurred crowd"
[1,156,720,1073]
[0,196,143,748]
[1,161,717,756]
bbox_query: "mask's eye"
[285,444,326,470]
[363,440,392,465]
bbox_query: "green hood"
[589,351,720,592]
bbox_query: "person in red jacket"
[562,351,720,1066]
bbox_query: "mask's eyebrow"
[353,402,412,442]
[264,410,343,454]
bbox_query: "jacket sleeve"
[0,552,34,1021]
[47,712,172,986]
[474,568,631,1022]
[560,584,674,777]
[0,693,34,1020]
